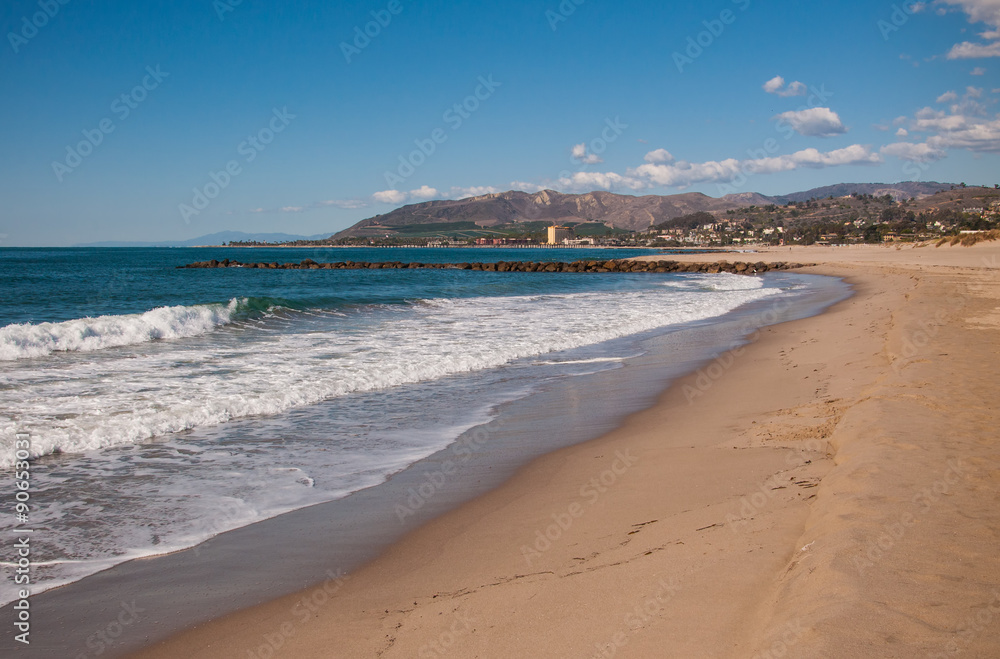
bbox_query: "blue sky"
[1,0,998,245]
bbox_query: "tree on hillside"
[653,211,715,231]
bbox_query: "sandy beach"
[132,242,1000,658]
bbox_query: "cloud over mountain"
[774,107,848,137]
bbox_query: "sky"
[1,0,999,246]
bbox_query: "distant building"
[475,237,536,246]
[547,225,574,245]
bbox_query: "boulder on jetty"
[179,259,810,274]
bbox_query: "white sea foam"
[0,279,779,468]
[0,273,809,605]
[0,299,244,360]
[660,272,767,292]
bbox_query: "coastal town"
[227,186,1000,249]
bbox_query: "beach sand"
[133,242,1000,658]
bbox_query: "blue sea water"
[0,246,825,603]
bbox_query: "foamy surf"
[0,298,246,360]
[0,253,850,612]
[0,283,781,468]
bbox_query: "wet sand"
[133,242,1000,658]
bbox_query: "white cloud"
[774,107,848,137]
[626,144,880,189]
[372,189,408,205]
[357,142,883,204]
[409,185,440,200]
[509,181,549,193]
[780,144,882,167]
[371,186,442,205]
[897,127,910,136]
[489,143,884,195]
[893,85,1000,155]
[556,171,646,192]
[571,142,603,164]
[448,185,501,199]
[880,141,948,162]
[763,76,785,93]
[937,0,1000,30]
[783,81,808,96]
[319,199,368,209]
[927,117,1000,151]
[948,40,1000,58]
[939,0,1000,59]
[971,66,987,73]
[763,76,807,97]
[643,148,674,163]
[280,206,304,213]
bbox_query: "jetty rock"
[179,259,811,274]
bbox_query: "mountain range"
[332,181,954,238]
[75,182,957,246]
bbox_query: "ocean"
[0,246,847,611]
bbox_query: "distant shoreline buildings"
[546,225,573,245]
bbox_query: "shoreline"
[0,270,843,655]
[131,241,1000,657]
[128,263,860,658]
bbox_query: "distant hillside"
[76,231,331,247]
[768,181,953,204]
[332,189,754,238]
[330,183,954,239]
